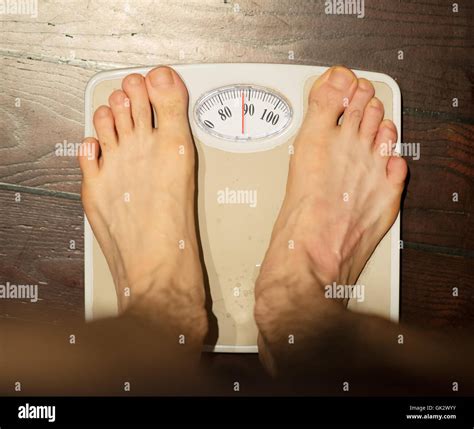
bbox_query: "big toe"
[145,66,190,135]
[306,66,358,129]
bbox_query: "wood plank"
[0,0,471,117]
[402,118,474,250]
[0,188,84,323]
[401,247,474,329]
[0,57,92,193]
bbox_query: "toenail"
[96,106,110,117]
[382,121,395,131]
[369,98,381,108]
[149,67,174,87]
[358,79,372,91]
[126,74,143,85]
[110,90,126,105]
[328,67,355,89]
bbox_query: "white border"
[84,75,96,322]
[83,64,402,350]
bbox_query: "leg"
[254,66,474,393]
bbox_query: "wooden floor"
[0,0,473,383]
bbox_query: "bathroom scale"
[84,63,401,353]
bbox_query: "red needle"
[241,90,245,134]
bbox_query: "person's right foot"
[254,66,407,375]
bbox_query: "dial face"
[194,85,293,142]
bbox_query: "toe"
[93,105,117,152]
[359,97,384,143]
[306,66,358,129]
[145,66,190,134]
[341,78,375,134]
[374,120,405,188]
[374,119,398,159]
[374,119,398,149]
[122,73,153,131]
[78,137,100,177]
[387,155,408,187]
[108,90,133,138]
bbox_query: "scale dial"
[194,84,292,142]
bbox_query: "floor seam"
[403,241,474,258]
[0,182,80,200]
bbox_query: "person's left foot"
[79,66,207,346]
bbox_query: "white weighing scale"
[84,64,401,353]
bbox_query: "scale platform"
[84,64,401,353]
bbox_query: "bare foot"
[79,66,207,347]
[254,66,407,375]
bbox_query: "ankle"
[124,278,208,347]
[254,278,347,377]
